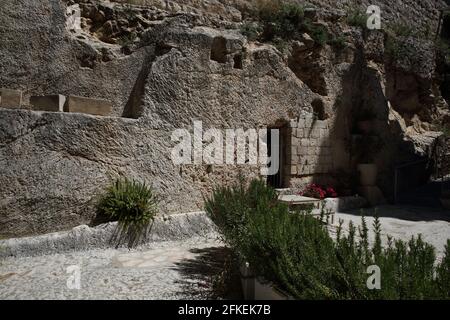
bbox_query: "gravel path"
[0,234,233,300]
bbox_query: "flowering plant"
[300,184,337,199]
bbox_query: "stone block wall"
[285,113,335,189]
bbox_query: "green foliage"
[118,32,137,47]
[258,1,305,42]
[97,178,159,229]
[435,122,450,137]
[347,9,367,29]
[206,179,450,299]
[385,36,409,60]
[388,22,416,38]
[329,35,347,50]
[303,20,328,46]
[240,22,262,42]
[436,240,450,298]
[241,0,328,47]
[384,22,433,61]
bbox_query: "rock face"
[0,0,448,237]
[0,9,318,237]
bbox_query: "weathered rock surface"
[0,211,217,258]
[0,0,448,237]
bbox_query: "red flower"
[299,184,338,199]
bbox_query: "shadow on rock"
[109,222,154,249]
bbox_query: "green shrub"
[205,179,279,252]
[97,178,159,229]
[385,36,409,61]
[347,9,367,29]
[240,22,262,41]
[388,22,416,38]
[435,122,450,137]
[436,240,450,298]
[246,0,328,47]
[303,20,328,46]
[206,178,450,300]
[259,2,305,41]
[329,35,347,50]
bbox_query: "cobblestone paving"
[0,235,228,300]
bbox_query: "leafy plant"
[347,9,367,29]
[206,179,450,299]
[329,35,347,50]
[387,22,416,38]
[240,22,262,41]
[243,0,328,47]
[303,20,329,46]
[259,1,305,41]
[435,123,450,137]
[118,32,137,47]
[97,178,159,229]
[436,240,450,298]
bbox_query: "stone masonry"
[285,113,333,185]
[30,95,66,112]
[0,88,22,108]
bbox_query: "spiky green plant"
[97,178,159,229]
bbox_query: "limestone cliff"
[0,0,448,237]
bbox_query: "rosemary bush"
[206,179,450,299]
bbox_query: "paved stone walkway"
[335,205,450,257]
[1,205,449,300]
[0,235,232,300]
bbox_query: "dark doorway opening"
[267,126,285,189]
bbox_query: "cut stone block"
[290,145,298,156]
[301,138,309,147]
[315,120,328,129]
[323,196,368,212]
[30,95,66,112]
[0,88,22,108]
[64,95,112,116]
[290,165,297,175]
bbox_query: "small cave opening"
[210,36,228,63]
[233,54,243,69]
